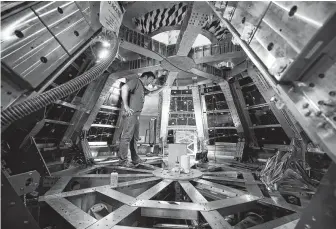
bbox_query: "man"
[118,71,166,167]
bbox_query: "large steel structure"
[1,1,336,229]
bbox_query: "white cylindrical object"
[110,172,118,187]
[181,155,190,173]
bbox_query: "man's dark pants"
[118,114,141,163]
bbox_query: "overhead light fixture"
[102,40,111,47]
[98,49,109,59]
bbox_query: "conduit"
[1,34,119,128]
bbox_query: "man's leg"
[130,115,146,165]
[118,115,137,163]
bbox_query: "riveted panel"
[1,8,69,88]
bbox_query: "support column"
[231,80,259,146]
[160,87,171,141]
[192,86,205,140]
[218,81,244,134]
[200,92,209,141]
[248,68,297,139]
[156,91,163,144]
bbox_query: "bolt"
[10,202,16,206]
[330,91,336,97]
[288,86,295,93]
[312,216,316,221]
[302,103,309,108]
[24,221,29,224]
[305,111,311,117]
[305,224,311,229]
[325,111,333,117]
[317,122,327,129]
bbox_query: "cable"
[1,33,119,128]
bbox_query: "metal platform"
[152,168,203,180]
[39,163,304,229]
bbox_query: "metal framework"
[40,162,303,229]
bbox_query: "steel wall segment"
[1,8,69,88]
[32,1,95,55]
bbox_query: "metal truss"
[40,164,303,229]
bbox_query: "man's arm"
[121,84,134,116]
[146,84,168,96]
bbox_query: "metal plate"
[262,2,318,53]
[32,1,95,54]
[8,170,40,196]
[1,172,41,229]
[153,169,203,181]
[1,8,69,88]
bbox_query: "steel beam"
[120,41,164,61]
[193,178,246,196]
[46,198,97,229]
[117,177,162,189]
[194,51,245,65]
[231,80,258,145]
[133,199,204,211]
[141,208,198,220]
[82,74,119,131]
[218,80,243,133]
[189,67,221,81]
[248,213,301,229]
[107,166,153,174]
[243,173,264,198]
[192,86,205,139]
[179,181,233,229]
[45,176,72,196]
[96,186,137,205]
[175,2,202,56]
[86,180,172,229]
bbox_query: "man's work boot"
[132,158,147,166]
[119,160,135,168]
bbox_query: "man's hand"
[124,106,134,116]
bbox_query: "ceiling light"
[102,41,111,47]
[98,49,109,59]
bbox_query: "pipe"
[1,33,119,129]
[207,3,278,89]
